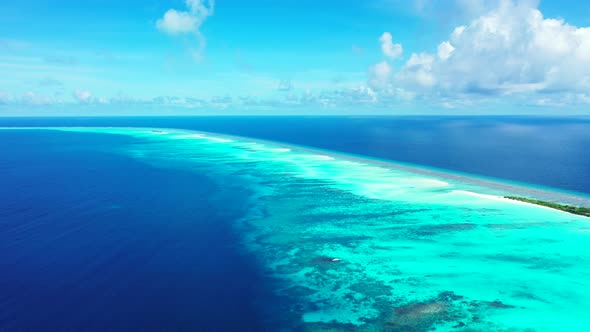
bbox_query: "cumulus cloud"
[157,0,214,34]
[157,11,198,34]
[379,32,403,59]
[437,41,455,60]
[366,32,403,92]
[157,0,215,60]
[398,53,436,88]
[368,61,393,89]
[394,0,590,100]
[73,90,93,103]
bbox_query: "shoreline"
[505,196,590,218]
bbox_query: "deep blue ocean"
[0,130,276,331]
[1,116,589,331]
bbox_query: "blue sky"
[1,0,590,115]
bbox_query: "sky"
[1,0,590,115]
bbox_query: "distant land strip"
[505,196,590,218]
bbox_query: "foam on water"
[3,126,590,331]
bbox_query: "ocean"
[1,116,590,331]
[2,116,589,194]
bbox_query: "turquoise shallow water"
[3,127,590,331]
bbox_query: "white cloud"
[157,10,199,34]
[394,0,590,98]
[397,53,435,88]
[379,32,403,59]
[157,0,214,34]
[437,41,455,60]
[368,61,393,89]
[22,91,54,105]
[157,0,215,60]
[73,90,93,103]
[440,101,456,109]
[451,25,466,38]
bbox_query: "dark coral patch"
[381,291,468,331]
[414,223,476,236]
[484,300,515,309]
[385,301,449,331]
[313,256,342,264]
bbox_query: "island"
[504,196,590,217]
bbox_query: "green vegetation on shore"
[504,196,590,217]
